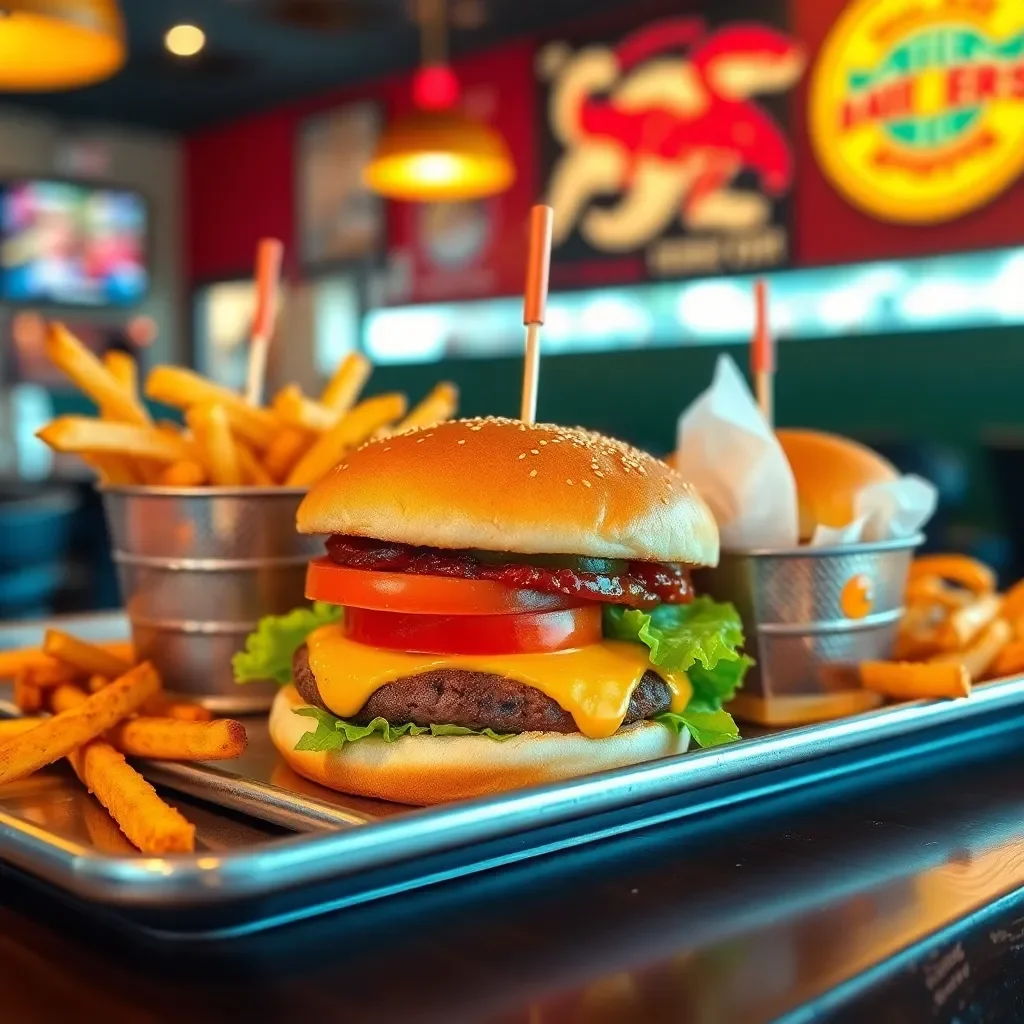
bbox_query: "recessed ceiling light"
[165,23,205,57]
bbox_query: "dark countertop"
[4,731,1024,1023]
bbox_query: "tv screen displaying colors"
[1,180,148,306]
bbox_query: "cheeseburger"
[235,417,750,805]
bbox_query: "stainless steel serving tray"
[2,612,1024,938]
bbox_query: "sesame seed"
[340,464,348,470]
[594,471,604,478]
[457,439,466,445]
[382,447,391,452]
[583,479,592,488]
[529,469,537,478]
[518,453,526,460]
[566,479,573,485]
[539,440,547,446]
[531,449,539,455]
[416,438,425,444]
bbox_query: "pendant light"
[0,0,126,91]
[364,0,514,202]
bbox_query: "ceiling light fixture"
[165,23,206,57]
[364,0,513,202]
[0,0,125,91]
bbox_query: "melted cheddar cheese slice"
[306,624,692,739]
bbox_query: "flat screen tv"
[0,180,148,306]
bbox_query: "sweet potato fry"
[989,639,1024,679]
[0,662,159,785]
[286,392,407,487]
[13,671,42,714]
[320,352,371,413]
[68,740,195,854]
[140,695,213,722]
[860,660,971,700]
[0,642,132,682]
[49,683,88,714]
[107,718,247,761]
[44,630,133,680]
[88,675,109,694]
[929,617,1012,681]
[46,324,150,426]
[908,554,996,596]
[934,594,1001,651]
[81,795,137,855]
[0,718,44,740]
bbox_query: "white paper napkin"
[675,355,799,550]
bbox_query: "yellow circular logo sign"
[810,0,1024,223]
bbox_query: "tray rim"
[2,671,1024,908]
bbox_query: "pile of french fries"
[0,630,248,855]
[36,323,458,488]
[860,554,1024,702]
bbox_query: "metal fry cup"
[696,535,923,704]
[102,486,322,713]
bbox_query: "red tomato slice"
[305,558,587,615]
[344,605,603,656]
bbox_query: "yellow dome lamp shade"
[0,0,126,91]
[364,106,515,202]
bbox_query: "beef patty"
[292,643,671,735]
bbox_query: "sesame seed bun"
[297,418,719,565]
[270,683,690,806]
[776,429,899,542]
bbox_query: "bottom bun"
[269,684,691,805]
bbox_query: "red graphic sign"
[540,13,804,285]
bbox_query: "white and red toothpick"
[245,237,285,406]
[520,205,554,425]
[751,278,774,427]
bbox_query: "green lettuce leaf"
[292,705,512,752]
[655,708,740,748]
[232,603,342,684]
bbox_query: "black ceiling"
[5,0,619,134]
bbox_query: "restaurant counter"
[2,720,1024,1022]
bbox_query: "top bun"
[298,417,719,565]
[776,428,898,541]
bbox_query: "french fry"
[930,617,1012,681]
[0,718,44,740]
[159,459,207,486]
[388,382,459,436]
[236,439,275,486]
[140,694,213,722]
[989,639,1024,679]
[107,718,248,761]
[263,427,312,482]
[860,660,970,700]
[186,404,242,486]
[81,795,137,855]
[145,367,278,450]
[103,350,139,403]
[22,662,80,688]
[908,554,996,596]
[38,417,193,464]
[0,642,132,681]
[68,740,195,854]
[49,682,88,714]
[934,594,1002,651]
[287,392,407,487]
[905,575,973,610]
[82,453,140,486]
[0,662,159,785]
[46,324,150,426]
[44,630,133,680]
[273,385,338,432]
[13,672,42,714]
[321,352,371,413]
